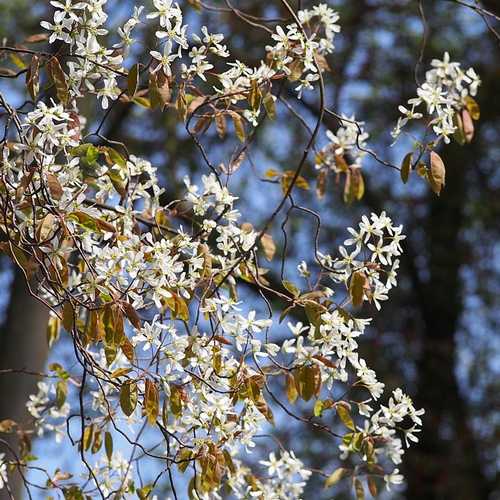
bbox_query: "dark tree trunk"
[405,144,490,499]
[0,268,49,500]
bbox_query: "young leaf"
[354,478,365,500]
[215,113,227,138]
[127,63,140,98]
[464,95,480,120]
[46,314,60,348]
[285,373,298,404]
[453,112,465,146]
[26,54,40,100]
[368,477,378,497]
[400,152,412,184]
[47,57,69,105]
[324,467,349,488]
[336,403,355,431]
[231,112,245,143]
[462,109,474,143]
[104,432,113,462]
[349,271,366,307]
[263,94,276,119]
[144,379,159,425]
[429,151,446,195]
[316,169,328,199]
[260,233,276,261]
[283,280,300,297]
[55,380,68,409]
[120,381,138,416]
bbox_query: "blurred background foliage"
[0,0,499,498]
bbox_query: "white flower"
[384,468,404,490]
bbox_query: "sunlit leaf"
[324,467,349,488]
[429,151,446,195]
[336,402,355,431]
[120,381,138,416]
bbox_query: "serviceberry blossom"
[392,52,481,143]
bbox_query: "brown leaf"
[260,233,276,261]
[193,115,212,135]
[187,96,207,115]
[127,63,139,98]
[349,271,366,307]
[46,172,63,200]
[149,70,171,109]
[24,33,49,43]
[400,152,412,184]
[429,151,446,195]
[215,113,227,138]
[47,57,68,105]
[230,112,245,143]
[121,301,141,329]
[316,169,328,199]
[461,108,474,143]
[26,54,40,100]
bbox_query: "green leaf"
[47,314,60,348]
[136,484,153,500]
[105,432,113,462]
[82,425,93,452]
[283,280,300,297]
[314,399,324,417]
[177,448,192,473]
[56,380,68,409]
[336,403,355,431]
[248,79,262,111]
[101,146,126,168]
[133,96,151,108]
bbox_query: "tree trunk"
[405,145,490,499]
[0,267,49,500]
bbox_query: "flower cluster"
[316,115,369,171]
[281,214,423,479]
[392,52,481,143]
[266,4,340,97]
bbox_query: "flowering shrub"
[0,0,483,498]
